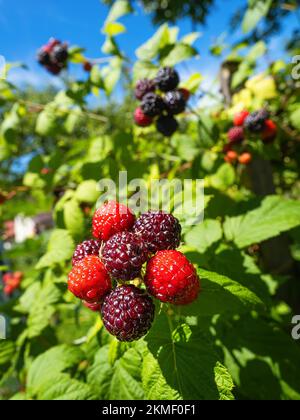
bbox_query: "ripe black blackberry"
[135,79,155,100]
[37,49,51,66]
[72,239,102,266]
[156,115,178,137]
[133,211,181,254]
[101,231,148,280]
[244,109,269,133]
[101,285,155,341]
[155,67,180,92]
[52,44,68,63]
[141,92,165,117]
[164,90,186,115]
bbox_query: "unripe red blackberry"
[72,239,102,266]
[68,256,112,303]
[238,152,252,165]
[224,150,238,164]
[133,211,181,254]
[92,201,136,241]
[227,126,244,144]
[135,79,156,100]
[179,88,190,102]
[233,110,249,127]
[262,119,277,143]
[134,107,153,127]
[156,115,178,137]
[101,231,148,281]
[141,93,165,117]
[164,90,186,115]
[155,67,180,92]
[83,301,101,312]
[145,250,200,305]
[101,285,155,341]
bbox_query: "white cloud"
[7,67,64,89]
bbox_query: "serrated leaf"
[162,43,198,67]
[27,345,85,398]
[145,317,234,400]
[185,219,222,253]
[223,196,300,248]
[181,268,263,317]
[37,373,96,400]
[87,345,144,400]
[136,24,170,61]
[36,229,74,269]
[210,163,235,190]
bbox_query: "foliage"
[0,1,300,401]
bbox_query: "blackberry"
[141,93,165,117]
[51,44,68,63]
[156,115,178,137]
[244,109,269,133]
[228,126,244,144]
[133,211,181,254]
[101,231,148,281]
[155,67,180,92]
[164,90,186,115]
[37,49,51,66]
[101,285,155,341]
[72,239,102,266]
[135,79,155,100]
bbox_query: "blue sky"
[0,0,298,96]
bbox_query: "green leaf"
[162,43,198,67]
[136,24,170,61]
[142,351,181,400]
[185,219,222,253]
[133,61,158,83]
[223,196,300,248]
[105,0,132,24]
[145,318,234,400]
[210,163,235,190]
[0,341,15,365]
[75,180,99,204]
[103,21,126,37]
[242,0,272,34]
[181,73,203,93]
[27,345,85,398]
[36,229,74,269]
[64,108,82,134]
[180,32,201,46]
[90,65,104,88]
[63,199,85,239]
[102,58,122,96]
[290,108,300,131]
[87,345,145,400]
[181,268,263,317]
[37,373,96,400]
[36,108,57,136]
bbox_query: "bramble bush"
[0,0,300,400]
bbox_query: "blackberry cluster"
[67,201,200,342]
[134,67,190,137]
[223,108,277,166]
[37,38,68,75]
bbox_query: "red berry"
[83,301,101,312]
[72,239,102,266]
[101,231,148,281]
[101,285,155,341]
[262,119,277,143]
[134,107,153,127]
[145,250,200,305]
[83,61,93,72]
[234,110,249,127]
[133,211,181,254]
[228,126,244,144]
[92,201,136,241]
[179,88,190,102]
[239,152,252,165]
[68,256,112,303]
[224,150,238,164]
